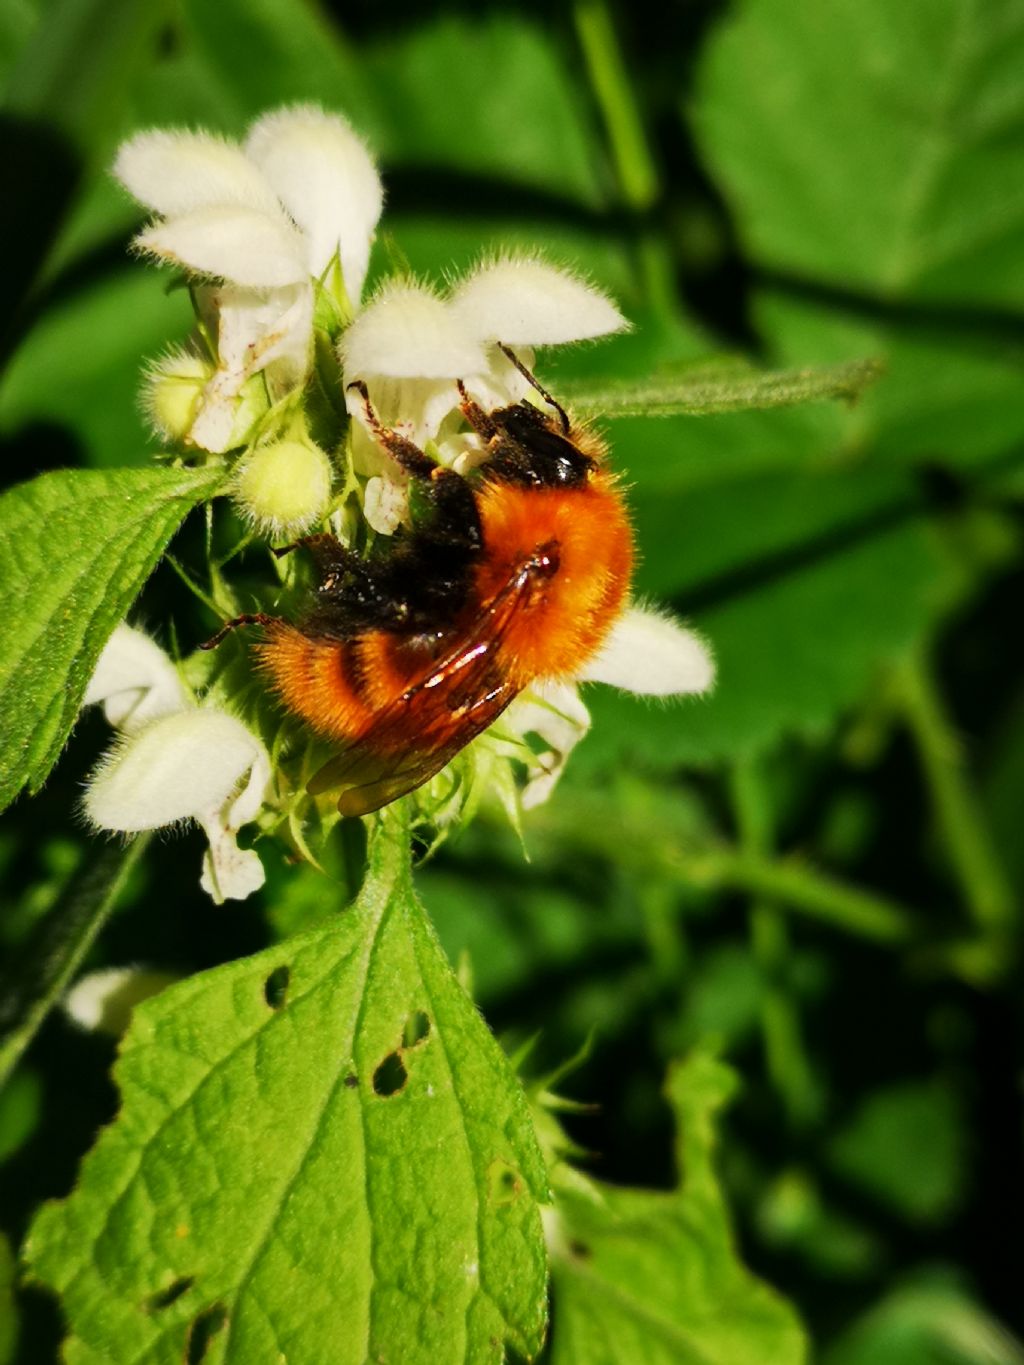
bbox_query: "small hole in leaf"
[186,1302,228,1364]
[487,1158,523,1206]
[344,1072,358,1089]
[143,1275,194,1313]
[372,1052,407,1097]
[402,1010,430,1048]
[263,965,290,1009]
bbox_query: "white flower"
[340,257,628,531]
[83,627,271,902]
[114,105,383,452]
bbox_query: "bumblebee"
[205,350,633,815]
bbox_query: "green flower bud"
[233,439,333,537]
[142,350,211,442]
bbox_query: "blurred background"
[2,0,1024,1360]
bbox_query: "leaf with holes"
[548,1051,808,1365]
[24,815,549,1364]
[0,464,223,813]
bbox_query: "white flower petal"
[188,283,313,452]
[346,374,463,451]
[199,827,266,904]
[503,680,591,810]
[85,710,270,833]
[457,343,538,413]
[65,965,177,1036]
[214,282,312,376]
[449,257,629,346]
[363,473,410,535]
[340,282,488,379]
[222,735,272,831]
[579,606,715,696]
[113,130,282,217]
[136,205,308,287]
[246,105,383,298]
[83,624,187,732]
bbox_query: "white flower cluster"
[116,105,381,456]
[85,104,715,898]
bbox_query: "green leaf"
[549,1051,807,1364]
[0,464,223,811]
[1,0,174,362]
[361,14,606,206]
[180,4,605,206]
[692,0,1024,307]
[0,270,193,467]
[25,818,549,1364]
[577,466,952,768]
[3,0,171,160]
[827,1080,967,1224]
[0,837,148,1089]
[823,1271,1024,1365]
[563,357,884,418]
[754,290,1024,478]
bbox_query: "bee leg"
[200,612,277,651]
[273,533,357,571]
[346,381,481,550]
[346,380,435,478]
[497,342,571,434]
[456,380,498,439]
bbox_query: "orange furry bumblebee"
[204,351,633,816]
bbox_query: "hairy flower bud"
[142,351,211,442]
[233,439,333,537]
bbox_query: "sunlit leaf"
[549,1050,807,1364]
[0,464,222,811]
[25,820,549,1364]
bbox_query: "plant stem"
[0,834,150,1089]
[573,0,677,319]
[730,761,818,1128]
[529,794,917,946]
[678,847,915,945]
[894,651,1015,934]
[573,0,658,212]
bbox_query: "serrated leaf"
[563,357,883,419]
[549,1051,807,1364]
[0,465,222,811]
[25,820,549,1365]
[692,0,1024,307]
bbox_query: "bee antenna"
[200,612,276,651]
[497,342,571,434]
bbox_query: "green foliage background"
[2,0,1023,1360]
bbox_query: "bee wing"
[307,560,537,817]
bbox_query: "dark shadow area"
[0,116,82,371]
